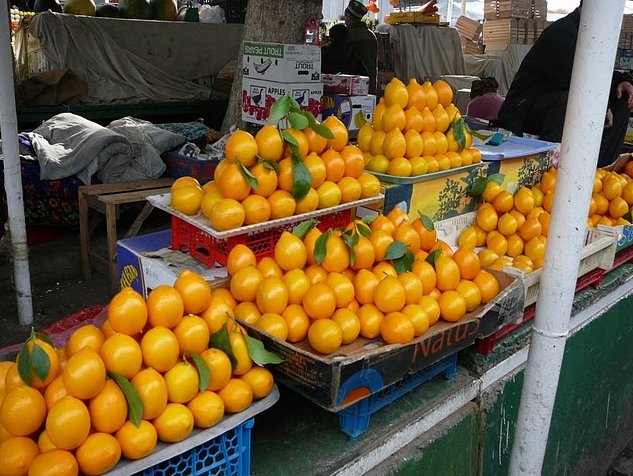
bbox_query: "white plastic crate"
[435,213,617,307]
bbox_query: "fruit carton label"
[241,78,323,125]
[321,94,376,132]
[242,41,321,83]
[322,74,370,96]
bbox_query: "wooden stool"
[79,178,175,293]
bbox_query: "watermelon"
[96,3,121,17]
[118,0,151,19]
[63,0,96,16]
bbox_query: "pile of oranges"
[460,177,551,274]
[0,270,273,476]
[224,207,501,355]
[358,78,482,177]
[586,162,633,227]
[170,115,382,232]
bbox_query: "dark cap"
[346,0,367,18]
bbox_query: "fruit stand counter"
[248,264,633,475]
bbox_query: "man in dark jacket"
[497,4,633,167]
[344,0,378,94]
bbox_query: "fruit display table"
[249,264,633,475]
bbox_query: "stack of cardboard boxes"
[482,0,550,51]
[321,75,376,136]
[241,41,323,125]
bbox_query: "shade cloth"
[464,44,532,95]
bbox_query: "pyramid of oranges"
[224,207,501,355]
[0,270,275,475]
[358,78,482,177]
[170,114,382,232]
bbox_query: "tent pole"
[0,5,33,326]
[508,0,625,474]
[461,0,466,16]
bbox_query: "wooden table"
[79,178,175,293]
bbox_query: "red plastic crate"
[171,209,355,267]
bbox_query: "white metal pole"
[0,6,33,326]
[509,1,625,474]
[461,0,466,16]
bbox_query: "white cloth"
[29,12,242,103]
[464,44,532,95]
[388,24,465,80]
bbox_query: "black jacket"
[346,21,378,94]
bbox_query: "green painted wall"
[368,405,480,476]
[481,292,633,475]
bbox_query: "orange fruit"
[370,130,387,156]
[268,189,296,219]
[519,217,542,242]
[482,181,502,203]
[351,235,377,271]
[412,259,437,295]
[486,231,508,257]
[28,449,79,475]
[492,190,514,213]
[75,432,121,476]
[280,269,310,306]
[217,162,251,201]
[164,362,199,404]
[201,295,232,336]
[455,279,482,312]
[506,234,525,258]
[282,305,310,343]
[438,290,467,322]
[255,257,282,280]
[398,272,424,305]
[228,330,253,376]
[433,79,453,107]
[115,420,157,460]
[384,78,409,108]
[452,248,481,280]
[304,127,329,155]
[325,272,355,308]
[621,181,633,205]
[357,304,385,338]
[89,379,127,434]
[276,157,294,193]
[458,227,478,249]
[374,276,406,313]
[337,177,362,203]
[473,270,500,303]
[477,206,498,232]
[240,367,274,400]
[381,104,407,133]
[140,326,180,373]
[357,124,375,152]
[274,231,307,272]
[394,221,421,253]
[387,157,413,177]
[3,363,24,392]
[302,283,336,320]
[540,171,556,194]
[225,129,258,167]
[100,334,142,380]
[509,210,526,229]
[187,391,224,429]
[46,396,90,450]
[107,287,147,336]
[230,267,264,303]
[418,296,441,326]
[497,213,518,236]
[321,234,350,273]
[37,430,56,453]
[353,269,380,305]
[153,403,194,443]
[524,237,546,262]
[63,347,106,400]
[323,116,349,152]
[0,386,46,437]
[256,277,289,315]
[283,128,310,158]
[340,145,365,178]
[304,153,327,188]
[67,324,105,357]
[250,162,278,198]
[170,185,204,215]
[380,312,415,345]
[514,188,535,215]
[331,309,361,344]
[255,313,288,341]
[145,285,184,329]
[255,124,284,162]
[218,378,253,413]
[383,128,406,160]
[542,191,555,213]
[173,315,210,356]
[406,79,426,110]
[321,148,346,183]
[174,269,212,315]
[242,195,272,225]
[14,338,59,390]
[44,375,67,411]
[435,255,460,291]
[609,196,629,219]
[402,304,430,336]
[0,437,39,475]
[603,176,623,200]
[131,368,168,421]
[210,198,245,231]
[308,319,343,354]
[373,262,397,279]
[200,348,232,392]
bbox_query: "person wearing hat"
[344,0,378,94]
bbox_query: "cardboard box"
[321,94,376,132]
[117,230,227,298]
[322,74,370,96]
[238,271,521,412]
[241,78,323,125]
[242,41,321,83]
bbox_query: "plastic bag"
[199,4,226,23]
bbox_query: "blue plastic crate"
[135,418,253,476]
[338,354,458,440]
